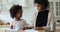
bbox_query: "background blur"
[0,0,60,27]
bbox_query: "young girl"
[10,5,27,30]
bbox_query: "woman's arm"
[31,11,38,28]
[42,11,54,30]
[50,11,55,31]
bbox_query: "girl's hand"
[11,25,13,29]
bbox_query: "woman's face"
[15,10,22,18]
[35,3,44,12]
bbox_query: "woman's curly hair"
[10,5,22,18]
[34,0,49,9]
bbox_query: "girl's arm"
[10,24,13,29]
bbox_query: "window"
[56,2,60,16]
[49,1,60,17]
[49,2,54,11]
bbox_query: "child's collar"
[14,17,21,21]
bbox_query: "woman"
[32,0,54,30]
[9,5,27,30]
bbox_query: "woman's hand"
[22,27,33,30]
[34,27,44,30]
[10,25,13,29]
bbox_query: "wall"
[0,0,60,26]
[0,0,37,26]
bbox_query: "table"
[0,28,46,32]
[19,29,46,32]
[55,29,60,32]
[0,25,60,32]
[19,27,46,32]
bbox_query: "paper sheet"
[24,29,38,32]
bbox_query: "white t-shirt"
[10,19,27,30]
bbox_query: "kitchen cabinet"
[49,0,60,17]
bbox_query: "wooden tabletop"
[0,28,46,32]
[19,29,46,32]
[19,27,46,32]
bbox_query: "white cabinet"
[49,0,60,17]
[55,2,60,17]
[49,0,60,29]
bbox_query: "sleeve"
[10,20,13,25]
[31,13,35,27]
[9,19,14,29]
[50,11,55,31]
[23,19,28,27]
[10,19,15,27]
[31,11,38,27]
[42,11,54,30]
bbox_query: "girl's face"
[15,10,22,19]
[35,3,44,12]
